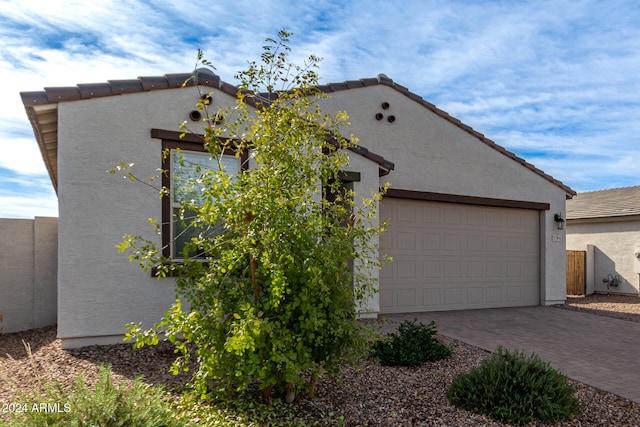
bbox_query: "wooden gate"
[566,250,586,295]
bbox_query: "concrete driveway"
[381,306,640,404]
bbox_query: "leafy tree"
[120,30,387,402]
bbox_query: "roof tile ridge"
[20,69,227,106]
[576,185,640,195]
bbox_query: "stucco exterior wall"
[567,219,640,295]
[320,85,569,305]
[0,217,58,333]
[56,86,241,348]
[345,152,382,315]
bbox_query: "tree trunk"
[308,370,319,398]
[285,382,296,403]
[263,385,273,404]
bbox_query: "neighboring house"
[566,186,640,295]
[21,69,575,348]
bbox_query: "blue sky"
[1,0,639,218]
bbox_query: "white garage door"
[379,198,540,313]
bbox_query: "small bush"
[370,319,451,366]
[447,346,580,425]
[4,365,185,427]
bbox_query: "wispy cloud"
[1,0,640,217]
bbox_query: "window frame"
[152,129,248,260]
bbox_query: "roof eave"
[21,100,59,193]
[567,214,640,223]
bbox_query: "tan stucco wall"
[567,219,640,295]
[320,85,569,305]
[0,217,58,333]
[57,87,242,347]
[345,152,383,315]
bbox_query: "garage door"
[379,198,540,313]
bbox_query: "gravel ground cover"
[557,293,640,323]
[2,293,640,426]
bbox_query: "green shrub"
[4,365,185,427]
[370,319,451,366]
[447,346,580,425]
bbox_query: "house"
[21,69,575,348]
[566,186,640,295]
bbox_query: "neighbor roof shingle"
[566,185,640,220]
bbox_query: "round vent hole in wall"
[189,110,202,121]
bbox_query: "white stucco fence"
[0,217,58,334]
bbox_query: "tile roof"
[566,185,640,220]
[20,68,575,197]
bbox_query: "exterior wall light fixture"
[554,213,565,230]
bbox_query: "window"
[170,150,240,258]
[153,129,247,261]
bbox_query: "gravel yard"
[2,293,640,426]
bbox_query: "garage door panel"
[379,289,393,309]
[467,261,484,278]
[486,287,501,303]
[422,288,442,306]
[444,288,462,305]
[397,204,417,221]
[467,235,484,251]
[397,289,417,307]
[523,237,538,253]
[468,287,484,303]
[523,261,538,278]
[507,287,523,302]
[380,199,540,313]
[444,234,462,251]
[422,233,441,250]
[467,210,484,226]
[397,232,417,249]
[423,261,442,277]
[522,286,539,301]
[423,206,443,223]
[396,260,417,278]
[444,207,461,224]
[486,236,502,252]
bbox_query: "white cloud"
[1,0,640,221]
[0,135,48,175]
[0,194,57,218]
